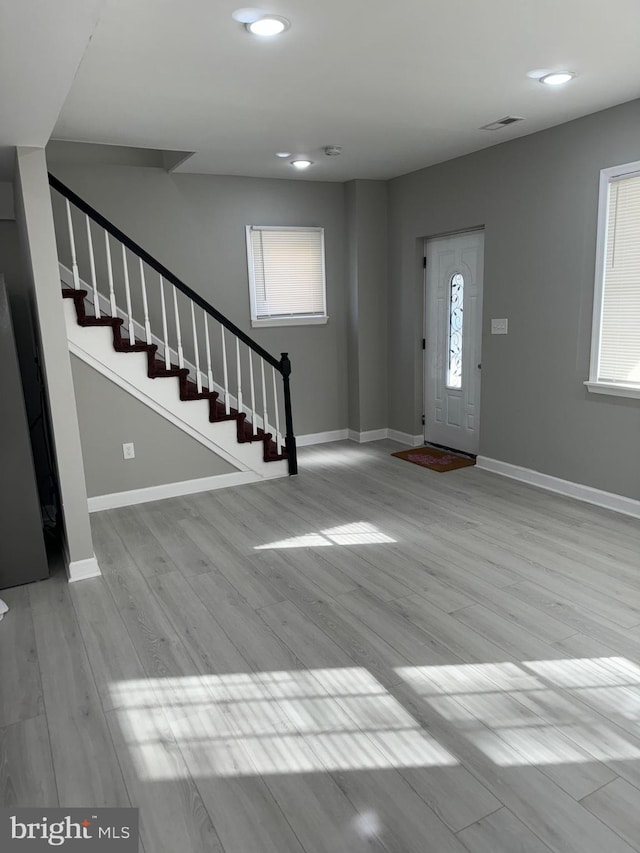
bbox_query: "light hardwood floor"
[2,439,640,852]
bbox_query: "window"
[246,226,327,327]
[447,273,464,389]
[587,161,640,399]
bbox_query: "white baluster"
[139,259,151,344]
[159,276,171,369]
[85,215,100,317]
[235,337,243,416]
[172,287,184,369]
[104,231,117,316]
[261,360,269,438]
[65,200,80,290]
[248,351,257,435]
[190,301,202,393]
[272,366,282,454]
[221,326,230,414]
[121,245,135,345]
[204,311,213,391]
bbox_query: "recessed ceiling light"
[291,159,312,170]
[246,15,290,36]
[276,151,291,158]
[539,71,575,86]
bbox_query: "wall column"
[345,180,389,437]
[14,147,99,581]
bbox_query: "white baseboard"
[387,429,424,447]
[297,429,349,447]
[297,428,423,447]
[348,428,388,443]
[88,470,259,512]
[68,555,102,582]
[476,456,640,520]
[347,428,423,446]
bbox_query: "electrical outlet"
[491,318,508,335]
[122,442,135,460]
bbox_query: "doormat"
[391,446,476,473]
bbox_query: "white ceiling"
[0,0,105,176]
[48,0,640,181]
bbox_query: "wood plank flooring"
[2,439,640,852]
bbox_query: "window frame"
[586,160,640,400]
[245,225,328,328]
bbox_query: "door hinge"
[422,338,426,350]
[423,257,427,268]
[421,414,425,425]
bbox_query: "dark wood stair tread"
[63,287,287,464]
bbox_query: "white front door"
[424,230,484,455]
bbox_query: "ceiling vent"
[480,116,525,131]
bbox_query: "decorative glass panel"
[447,273,464,388]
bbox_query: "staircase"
[50,174,297,481]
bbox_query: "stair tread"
[62,285,289,466]
[78,316,123,327]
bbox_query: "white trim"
[251,316,328,328]
[296,428,423,447]
[588,160,640,392]
[63,298,288,479]
[588,165,612,384]
[68,335,248,472]
[297,429,349,447]
[60,263,282,439]
[387,429,424,447]
[88,471,259,512]
[584,380,640,400]
[245,225,328,326]
[68,555,102,582]
[476,456,640,520]
[348,428,389,443]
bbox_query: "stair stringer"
[59,263,274,435]
[63,298,288,480]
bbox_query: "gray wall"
[46,100,640,501]
[345,180,388,432]
[47,156,349,437]
[388,99,640,499]
[70,355,236,497]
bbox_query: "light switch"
[491,318,508,335]
[122,442,135,460]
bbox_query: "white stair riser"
[64,299,288,480]
[60,263,277,437]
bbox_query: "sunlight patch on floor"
[254,522,396,550]
[396,658,640,767]
[111,667,456,781]
[300,447,379,468]
[112,657,640,781]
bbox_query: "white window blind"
[598,172,640,385]
[246,226,327,325]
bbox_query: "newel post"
[280,352,298,475]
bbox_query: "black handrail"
[280,353,297,476]
[49,172,298,475]
[48,173,280,370]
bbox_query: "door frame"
[422,226,485,453]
